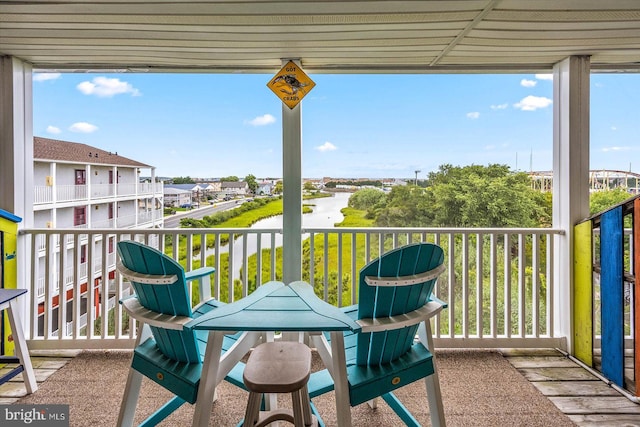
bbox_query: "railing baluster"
[532,233,540,338]
[476,233,483,338]
[518,233,526,337]
[489,233,497,338]
[504,233,512,338]
[351,232,357,306]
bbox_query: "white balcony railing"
[19,227,565,350]
[57,184,87,202]
[35,182,161,205]
[34,186,53,204]
[90,184,115,198]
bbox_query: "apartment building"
[32,137,163,336]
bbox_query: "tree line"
[348,163,633,228]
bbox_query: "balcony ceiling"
[1,0,640,74]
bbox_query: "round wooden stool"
[242,341,318,427]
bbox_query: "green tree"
[375,185,435,227]
[303,181,316,192]
[244,174,258,194]
[348,188,386,210]
[374,164,550,228]
[172,176,195,184]
[220,176,239,182]
[590,188,632,215]
[274,180,283,194]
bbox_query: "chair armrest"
[185,266,215,282]
[121,298,192,330]
[364,263,446,287]
[186,266,215,303]
[357,299,446,333]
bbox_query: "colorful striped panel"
[600,207,624,388]
[573,220,593,366]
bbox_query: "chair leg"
[243,392,262,426]
[116,369,144,427]
[291,389,304,427]
[300,384,313,426]
[425,375,446,427]
[421,320,446,427]
[366,398,378,409]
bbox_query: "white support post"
[552,56,591,354]
[281,59,303,284]
[0,56,33,224]
[0,57,34,334]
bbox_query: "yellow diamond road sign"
[267,61,315,109]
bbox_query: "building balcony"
[20,226,568,350]
[7,225,639,426]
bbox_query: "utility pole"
[414,169,421,186]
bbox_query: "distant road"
[163,200,244,228]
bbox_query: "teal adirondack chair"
[307,242,447,427]
[115,240,257,427]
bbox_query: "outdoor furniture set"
[115,240,447,427]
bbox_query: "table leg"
[192,331,225,427]
[7,298,37,393]
[329,331,352,427]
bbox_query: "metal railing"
[19,226,565,350]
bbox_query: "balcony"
[33,183,162,205]
[20,226,565,350]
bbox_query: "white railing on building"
[90,184,115,198]
[34,186,53,204]
[117,183,137,196]
[138,182,162,195]
[19,227,565,350]
[92,218,115,229]
[57,184,87,202]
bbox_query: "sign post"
[268,60,315,283]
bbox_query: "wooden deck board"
[518,367,599,382]
[504,349,640,425]
[550,396,640,414]
[531,380,620,396]
[508,356,578,368]
[568,414,640,426]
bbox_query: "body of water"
[202,192,351,280]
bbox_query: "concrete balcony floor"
[1,348,640,426]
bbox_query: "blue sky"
[32,71,639,180]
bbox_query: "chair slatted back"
[356,243,444,366]
[117,240,199,363]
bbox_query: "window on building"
[75,169,86,185]
[74,206,86,226]
[80,244,87,264]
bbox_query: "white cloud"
[33,73,61,82]
[466,112,480,119]
[611,126,617,131]
[535,74,553,81]
[46,126,61,134]
[602,146,631,152]
[246,114,276,126]
[490,103,508,110]
[316,142,337,152]
[513,95,552,111]
[484,144,496,150]
[520,79,537,87]
[77,77,141,97]
[69,122,98,133]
